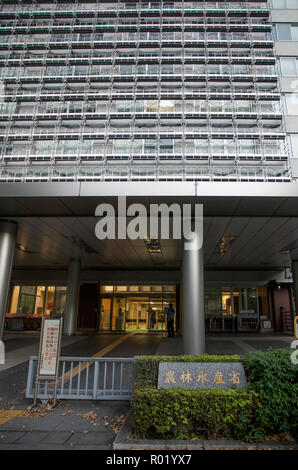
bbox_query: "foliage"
[242,348,298,438]
[132,387,260,441]
[132,349,298,441]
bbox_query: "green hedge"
[132,354,261,441]
[132,350,298,441]
[132,387,260,440]
[242,348,298,438]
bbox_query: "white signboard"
[38,318,62,376]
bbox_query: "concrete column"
[182,233,205,355]
[0,220,17,340]
[63,259,80,336]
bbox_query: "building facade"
[0,0,298,354]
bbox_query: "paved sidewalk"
[0,331,295,450]
[0,400,130,450]
[156,332,294,356]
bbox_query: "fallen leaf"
[82,411,97,420]
[61,410,74,416]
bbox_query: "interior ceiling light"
[16,243,39,254]
[215,236,237,255]
[144,238,162,254]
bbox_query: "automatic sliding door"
[111,297,126,331]
[126,297,148,330]
[100,298,112,330]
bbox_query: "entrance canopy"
[1,181,298,284]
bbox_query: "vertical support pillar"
[0,220,17,341]
[182,233,205,355]
[63,259,80,336]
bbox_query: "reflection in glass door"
[100,298,112,330]
[221,289,232,315]
[148,300,165,331]
[112,297,126,331]
[125,297,148,330]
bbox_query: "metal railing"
[26,356,136,401]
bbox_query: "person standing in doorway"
[166,303,175,337]
[148,306,156,330]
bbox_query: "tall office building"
[0,0,290,183]
[0,1,298,353]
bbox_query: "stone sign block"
[157,362,247,390]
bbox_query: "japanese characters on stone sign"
[39,319,62,376]
[157,362,247,390]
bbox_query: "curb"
[113,412,298,451]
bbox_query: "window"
[57,140,79,155]
[272,0,286,7]
[276,24,291,40]
[205,288,222,317]
[280,58,297,75]
[272,0,298,8]
[239,140,256,154]
[290,134,298,157]
[287,0,298,7]
[18,286,36,315]
[34,286,46,314]
[159,139,174,154]
[8,285,67,317]
[9,286,20,313]
[285,94,298,114]
[292,26,298,41]
[240,288,258,313]
[276,24,298,41]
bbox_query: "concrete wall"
[271,11,298,23]
[275,41,298,56]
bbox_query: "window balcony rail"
[0,110,283,121]
[1,90,281,102]
[1,73,279,86]
[0,169,291,184]
[0,52,276,68]
[0,3,269,15]
[0,129,286,141]
[1,151,289,163]
[0,6,270,17]
[0,24,272,48]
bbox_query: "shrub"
[242,348,298,438]
[132,350,297,441]
[132,387,260,441]
[132,354,259,441]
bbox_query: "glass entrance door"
[112,297,126,331]
[125,297,148,330]
[99,285,177,332]
[148,300,165,331]
[221,289,232,315]
[100,298,112,330]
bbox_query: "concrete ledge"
[113,412,298,451]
